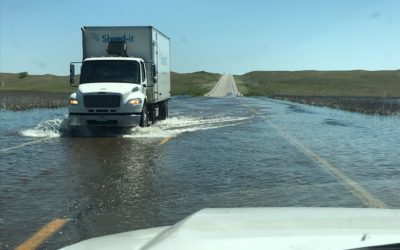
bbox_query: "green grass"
[2,70,399,98]
[171,71,220,96]
[0,71,220,96]
[235,70,400,97]
[0,73,74,93]
[0,71,220,110]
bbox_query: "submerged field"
[1,70,399,115]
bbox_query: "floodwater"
[1,96,400,249]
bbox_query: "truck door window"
[140,62,146,83]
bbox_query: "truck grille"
[84,94,121,108]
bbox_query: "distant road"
[205,74,242,97]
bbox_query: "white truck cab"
[68,26,170,128]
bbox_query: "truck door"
[152,41,159,102]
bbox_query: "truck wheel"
[159,100,168,120]
[140,103,149,127]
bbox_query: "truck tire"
[159,100,168,120]
[139,103,149,127]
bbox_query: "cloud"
[180,36,191,47]
[12,39,21,46]
[31,59,46,69]
[370,12,381,19]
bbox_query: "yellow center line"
[241,102,387,208]
[16,218,68,250]
[159,136,173,145]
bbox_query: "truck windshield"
[80,60,141,84]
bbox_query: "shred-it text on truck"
[68,26,170,128]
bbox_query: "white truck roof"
[84,57,143,62]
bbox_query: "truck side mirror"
[151,64,157,83]
[69,64,75,85]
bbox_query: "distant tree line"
[18,72,28,79]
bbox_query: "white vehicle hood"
[78,82,139,95]
[61,207,400,250]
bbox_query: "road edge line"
[266,119,387,208]
[241,102,387,208]
[0,138,52,154]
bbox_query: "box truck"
[68,26,170,128]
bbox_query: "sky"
[0,0,399,75]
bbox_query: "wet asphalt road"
[204,74,242,97]
[1,95,400,249]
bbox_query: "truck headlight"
[68,98,79,105]
[128,98,142,106]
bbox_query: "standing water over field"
[1,96,400,249]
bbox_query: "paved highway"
[205,74,242,97]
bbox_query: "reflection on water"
[323,118,352,127]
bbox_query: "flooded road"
[1,96,400,249]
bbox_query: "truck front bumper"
[68,113,142,127]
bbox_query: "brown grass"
[273,95,400,115]
[0,91,69,111]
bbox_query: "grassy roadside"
[0,91,70,111]
[171,71,220,96]
[0,71,219,110]
[2,70,399,115]
[235,70,400,97]
[235,70,400,115]
[0,73,76,110]
[0,73,73,93]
